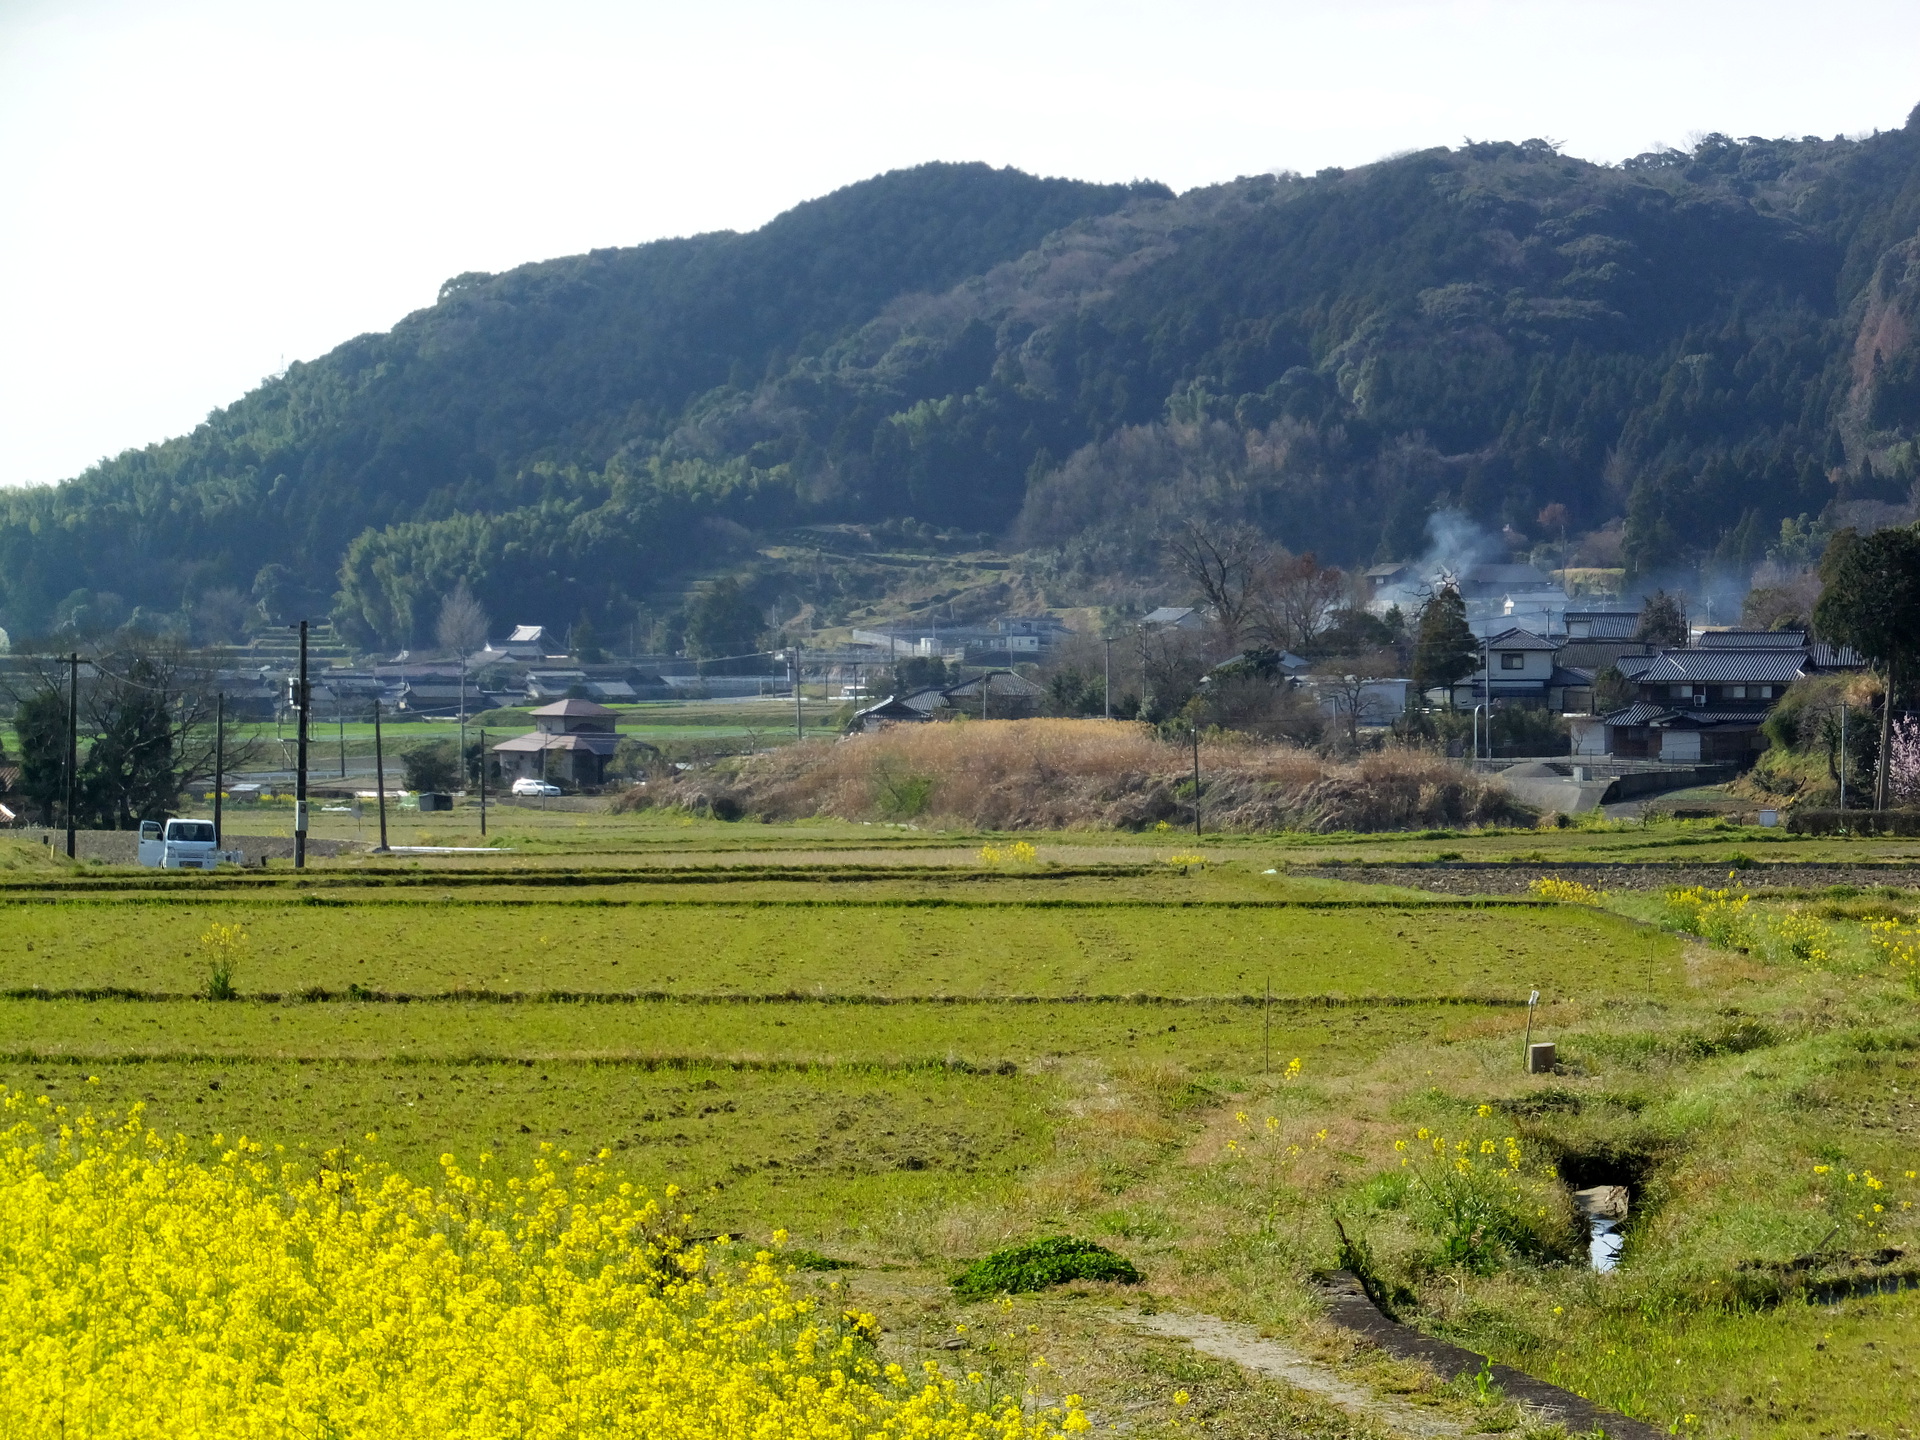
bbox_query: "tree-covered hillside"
[12,115,1920,648]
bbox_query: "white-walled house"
[1446,628,1591,711]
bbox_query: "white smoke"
[1418,509,1505,592]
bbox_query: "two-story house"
[1577,630,1861,763]
[1448,628,1592,711]
[491,698,619,788]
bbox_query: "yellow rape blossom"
[0,1093,1083,1439]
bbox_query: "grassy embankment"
[2,817,1918,1437]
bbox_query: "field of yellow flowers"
[0,1090,1087,1439]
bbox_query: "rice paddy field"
[6,809,1920,1438]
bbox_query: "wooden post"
[1191,725,1202,837]
[64,652,78,859]
[213,692,225,850]
[294,620,308,870]
[372,699,390,854]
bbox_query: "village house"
[1574,630,1861,763]
[846,670,1045,732]
[1447,627,1593,712]
[491,699,619,788]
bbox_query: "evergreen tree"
[401,741,461,794]
[1635,590,1689,647]
[1411,585,1476,708]
[78,657,178,829]
[683,581,765,661]
[14,689,64,827]
[1814,524,1920,808]
[1593,664,1633,714]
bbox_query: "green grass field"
[3,815,1918,1439]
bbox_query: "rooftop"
[1482,627,1558,651]
[1636,650,1811,685]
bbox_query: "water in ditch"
[1572,1185,1629,1272]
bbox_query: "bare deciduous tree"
[1165,522,1269,644]
[1313,652,1402,746]
[7,638,260,828]
[192,587,253,646]
[1253,550,1346,652]
[436,582,490,658]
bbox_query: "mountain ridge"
[11,115,1920,648]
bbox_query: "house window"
[1757,685,1773,699]
[1500,652,1525,670]
[1728,685,1746,699]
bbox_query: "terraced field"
[6,822,1920,1438]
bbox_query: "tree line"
[10,127,1920,648]
[5,642,255,831]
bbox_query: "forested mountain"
[12,113,1920,648]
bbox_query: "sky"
[3,0,1919,492]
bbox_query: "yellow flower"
[1172,1391,1191,1406]
[0,1091,1059,1439]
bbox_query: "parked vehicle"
[510,778,561,797]
[136,819,244,869]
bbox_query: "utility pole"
[293,620,309,869]
[1103,636,1113,720]
[213,693,225,850]
[64,652,79,859]
[792,644,803,738]
[338,711,346,778]
[1190,725,1203,838]
[372,699,390,854]
[1263,978,1271,1075]
[1481,634,1492,764]
[478,727,488,837]
[1840,701,1849,810]
[1138,624,1151,717]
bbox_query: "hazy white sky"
[3,0,1918,490]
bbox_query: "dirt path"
[1115,1309,1465,1438]
[1296,860,1920,895]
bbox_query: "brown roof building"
[492,699,619,788]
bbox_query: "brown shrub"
[615,719,1532,833]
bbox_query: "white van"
[136,819,243,870]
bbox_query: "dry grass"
[619,719,1533,833]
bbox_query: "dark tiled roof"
[1464,564,1555,586]
[1602,703,1767,730]
[1808,642,1866,668]
[1565,611,1641,639]
[1484,627,1558,651]
[1600,703,1668,725]
[1696,629,1807,648]
[1560,640,1656,673]
[1614,653,1661,678]
[1636,651,1809,684]
[529,698,616,717]
[1549,666,1593,685]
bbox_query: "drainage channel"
[1573,1184,1629,1272]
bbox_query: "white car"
[136,819,243,869]
[511,778,561,797]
